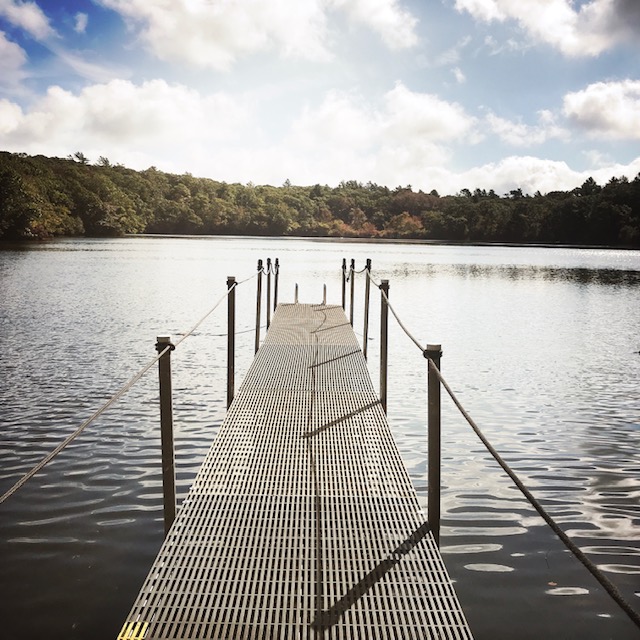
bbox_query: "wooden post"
[156,335,176,537]
[425,344,442,547]
[341,258,347,310]
[227,276,236,409]
[255,259,263,354]
[349,258,355,326]
[274,258,279,311]
[379,280,389,413]
[363,259,371,359]
[266,258,272,330]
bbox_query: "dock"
[118,302,473,639]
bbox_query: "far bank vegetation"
[1,151,639,247]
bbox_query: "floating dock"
[118,303,473,639]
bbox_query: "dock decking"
[118,303,473,639]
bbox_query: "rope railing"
[341,256,640,630]
[0,265,265,508]
[368,269,426,353]
[0,346,170,506]
[428,360,640,629]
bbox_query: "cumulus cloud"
[486,109,569,145]
[74,12,88,34]
[455,155,640,195]
[430,36,472,67]
[0,76,481,189]
[563,80,640,140]
[483,34,527,56]
[284,83,479,186]
[0,30,27,87]
[0,79,252,171]
[383,83,477,141]
[98,0,418,70]
[456,0,640,56]
[453,67,466,83]
[97,0,331,70]
[0,98,23,134]
[2,76,638,195]
[0,0,56,40]
[290,83,477,151]
[328,0,418,49]
[460,155,577,194]
[605,0,640,41]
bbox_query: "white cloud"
[0,79,252,171]
[0,78,476,188]
[74,12,88,34]
[456,0,639,56]
[563,80,640,140]
[383,82,478,141]
[52,47,128,84]
[460,155,577,194]
[98,0,331,70]
[0,98,23,134]
[98,0,418,70]
[2,77,637,195]
[483,34,527,55]
[455,155,640,195]
[583,149,613,168]
[284,83,479,186]
[453,67,466,83]
[289,82,478,151]
[0,0,56,40]
[457,0,506,22]
[328,0,419,49]
[0,30,27,87]
[486,109,569,145]
[291,90,376,152]
[431,36,472,67]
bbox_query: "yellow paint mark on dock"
[117,621,148,639]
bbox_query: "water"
[0,237,638,639]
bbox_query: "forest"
[1,150,639,247]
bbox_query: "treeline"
[1,151,639,246]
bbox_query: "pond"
[0,236,638,639]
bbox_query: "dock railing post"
[379,280,389,413]
[274,258,279,311]
[255,259,263,354]
[425,344,442,547]
[266,258,272,330]
[363,259,371,359]
[156,335,176,537]
[349,258,355,326]
[227,276,236,409]
[341,259,347,310]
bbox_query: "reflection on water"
[0,237,639,640]
[547,587,591,596]
[446,263,640,286]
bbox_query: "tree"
[73,151,89,165]
[1,151,638,246]
[383,212,424,238]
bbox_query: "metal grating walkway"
[118,304,473,639]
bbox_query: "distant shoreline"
[2,233,639,252]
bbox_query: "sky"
[0,0,639,195]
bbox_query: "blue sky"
[1,0,639,195]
